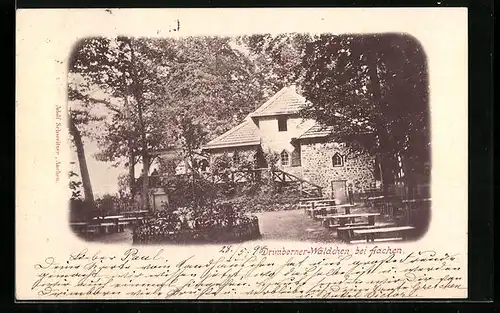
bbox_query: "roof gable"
[250,86,308,118]
[299,116,374,140]
[201,86,374,150]
[202,119,260,150]
[299,123,336,139]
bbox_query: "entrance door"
[331,180,347,204]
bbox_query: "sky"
[69,73,172,199]
[70,139,125,197]
[70,135,164,198]
[69,73,130,197]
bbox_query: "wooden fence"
[149,168,323,198]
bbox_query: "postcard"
[16,8,468,300]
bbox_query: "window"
[291,144,301,167]
[278,117,288,132]
[232,151,240,164]
[332,153,344,167]
[280,150,290,166]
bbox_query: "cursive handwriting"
[29,247,465,299]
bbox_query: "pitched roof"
[299,115,374,140]
[202,86,374,149]
[249,86,308,118]
[202,119,260,150]
[299,122,336,139]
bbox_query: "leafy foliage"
[162,173,221,209]
[69,33,431,204]
[299,34,430,184]
[70,37,176,167]
[234,33,315,96]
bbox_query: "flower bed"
[132,205,260,244]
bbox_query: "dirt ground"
[88,205,395,244]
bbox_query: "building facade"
[201,86,377,202]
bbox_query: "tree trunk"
[141,153,150,211]
[364,37,392,198]
[68,115,95,210]
[122,95,136,195]
[188,149,197,209]
[125,37,150,211]
[128,148,135,194]
[377,152,390,197]
[402,155,416,199]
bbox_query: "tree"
[68,113,95,205]
[299,33,430,194]
[156,36,268,141]
[233,33,315,97]
[70,37,179,210]
[67,85,105,210]
[70,35,277,209]
[69,169,83,200]
[68,169,88,222]
[177,113,208,210]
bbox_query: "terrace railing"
[148,168,323,198]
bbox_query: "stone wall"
[301,142,376,196]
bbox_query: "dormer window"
[278,117,288,132]
[332,152,344,167]
[280,150,290,166]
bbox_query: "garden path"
[253,209,340,243]
[86,207,387,244]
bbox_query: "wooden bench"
[99,222,118,234]
[121,210,149,218]
[402,198,431,204]
[304,205,326,217]
[119,217,139,222]
[304,200,342,217]
[320,213,380,228]
[337,225,378,242]
[366,195,385,208]
[300,200,318,214]
[353,226,415,242]
[118,221,130,232]
[85,224,100,235]
[309,207,339,217]
[300,197,325,201]
[316,199,336,205]
[327,221,370,230]
[70,222,87,233]
[300,202,314,212]
[325,204,355,214]
[337,223,396,242]
[119,217,144,225]
[314,204,355,219]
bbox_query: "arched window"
[280,150,290,166]
[332,152,343,167]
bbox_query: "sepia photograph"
[16,8,468,300]
[67,32,431,245]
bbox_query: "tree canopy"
[299,33,430,184]
[68,33,431,200]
